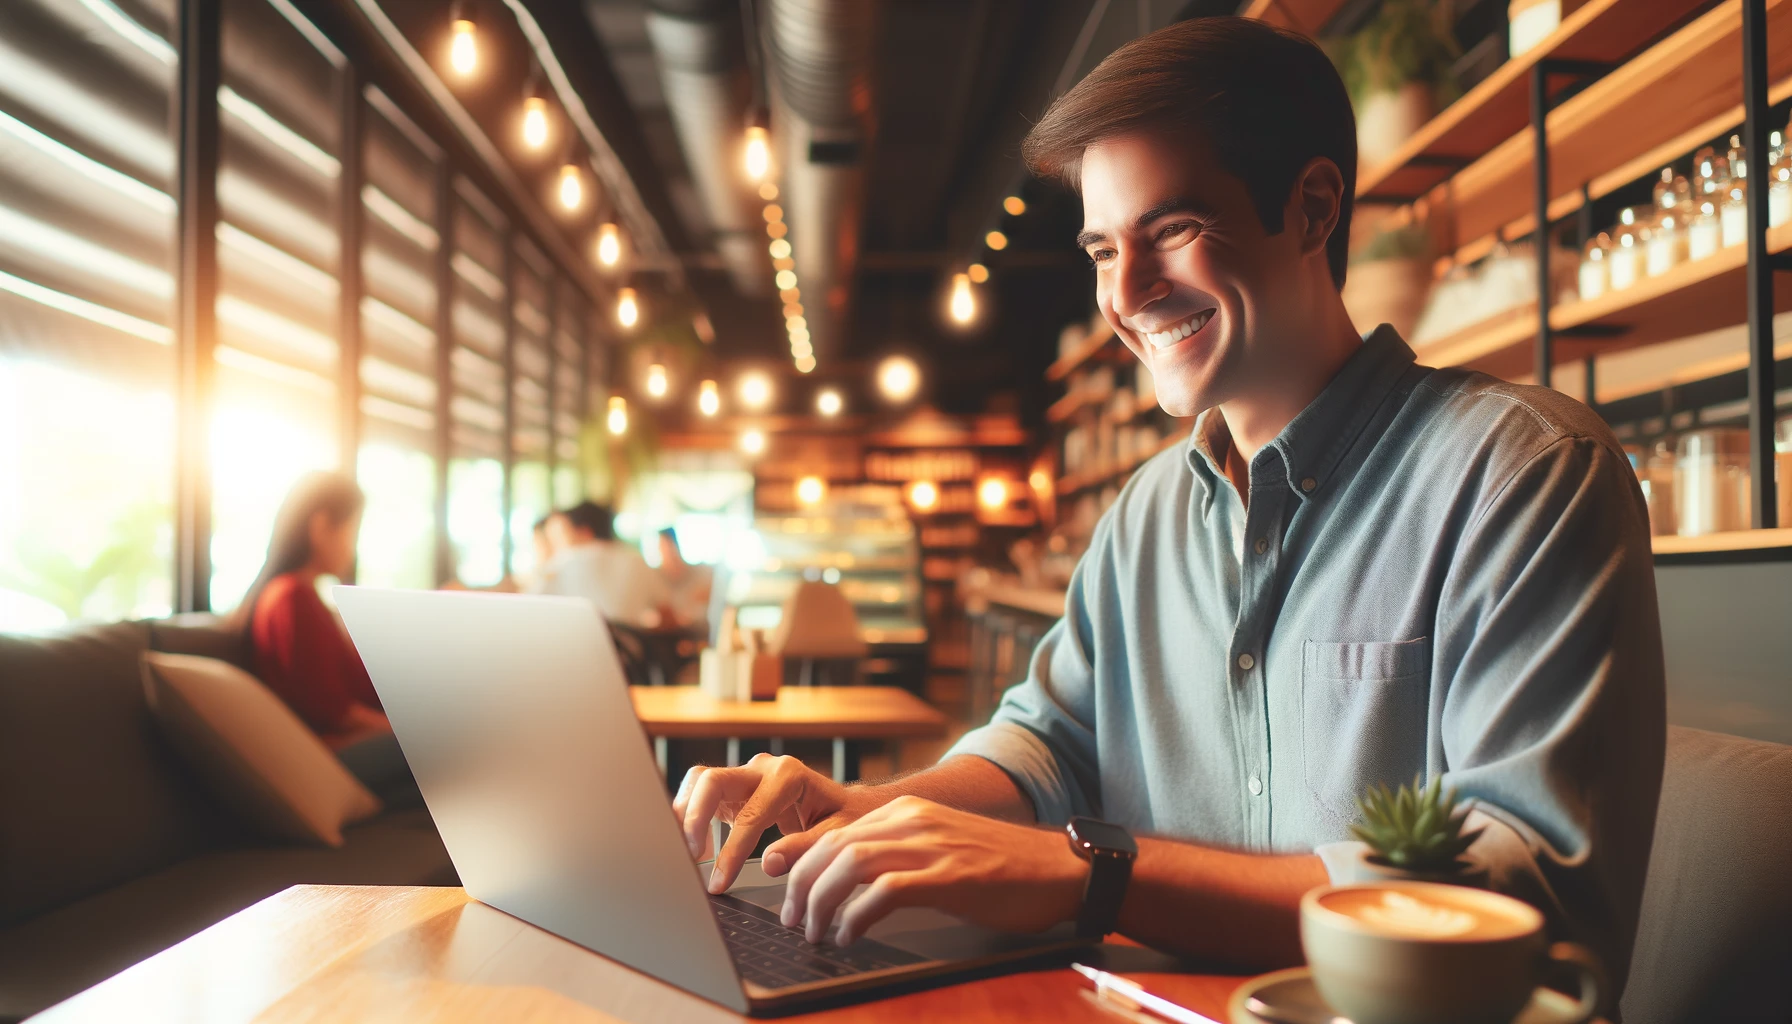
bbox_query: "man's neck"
[1215,300,1362,466]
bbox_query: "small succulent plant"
[1352,774,1485,873]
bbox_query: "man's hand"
[779,795,1088,946]
[672,753,869,893]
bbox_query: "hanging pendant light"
[616,287,639,329]
[448,5,478,76]
[606,396,628,436]
[698,379,720,417]
[521,95,549,150]
[595,222,621,267]
[949,272,975,324]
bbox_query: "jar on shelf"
[1675,428,1751,536]
[1723,134,1751,248]
[1689,146,1728,261]
[1646,167,1690,277]
[1577,233,1610,301]
[1778,414,1792,529]
[1769,128,1790,229]
[1644,438,1678,537]
[1608,207,1646,291]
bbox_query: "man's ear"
[1291,156,1344,259]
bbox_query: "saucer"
[1227,968,1610,1024]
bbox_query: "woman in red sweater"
[230,472,417,805]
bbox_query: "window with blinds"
[0,0,178,630]
[509,242,554,578]
[209,0,344,610]
[356,88,438,590]
[552,298,588,507]
[447,178,507,586]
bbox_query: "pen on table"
[1071,963,1224,1024]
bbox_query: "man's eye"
[1156,222,1196,245]
[1086,247,1116,264]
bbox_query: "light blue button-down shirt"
[948,327,1665,986]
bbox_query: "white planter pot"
[1329,841,1489,889]
[1357,83,1434,169]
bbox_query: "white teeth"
[1144,311,1213,349]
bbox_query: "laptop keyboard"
[709,892,925,990]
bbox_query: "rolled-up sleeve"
[945,514,1116,824]
[1431,435,1665,992]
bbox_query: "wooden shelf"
[1045,387,1107,424]
[1434,0,1792,252]
[1044,321,1117,382]
[1654,528,1792,555]
[1240,0,1350,35]
[974,583,1067,618]
[1413,222,1792,378]
[1359,0,1706,204]
[1055,432,1188,495]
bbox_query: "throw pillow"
[141,652,381,846]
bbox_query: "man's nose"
[1109,246,1170,321]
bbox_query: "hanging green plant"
[1328,0,1463,109]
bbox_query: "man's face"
[1078,132,1305,417]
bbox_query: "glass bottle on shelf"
[1609,206,1645,291]
[1769,128,1790,229]
[1675,428,1751,537]
[1688,146,1727,261]
[1646,167,1689,277]
[1722,134,1750,248]
[1645,437,1677,537]
[1578,232,1610,302]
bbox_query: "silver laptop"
[333,586,1085,1014]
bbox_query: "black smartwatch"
[1065,816,1137,939]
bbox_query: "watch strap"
[1076,848,1133,939]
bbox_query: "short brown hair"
[1024,17,1357,288]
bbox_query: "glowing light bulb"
[740,428,766,456]
[816,389,843,417]
[558,164,582,210]
[978,477,1008,510]
[606,396,628,435]
[596,222,621,267]
[449,18,478,76]
[522,96,549,150]
[739,372,772,410]
[967,262,989,283]
[698,379,720,417]
[766,221,788,240]
[763,204,783,223]
[788,327,810,346]
[744,125,770,181]
[877,355,920,403]
[616,287,639,329]
[949,272,975,324]
[759,182,779,200]
[1003,195,1027,216]
[908,480,939,512]
[985,230,1008,251]
[790,339,813,358]
[769,238,792,259]
[779,287,800,303]
[774,269,797,291]
[645,363,667,398]
[783,302,803,318]
[796,476,826,507]
[786,314,807,331]
[794,355,816,374]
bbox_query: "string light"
[786,315,807,331]
[698,379,720,417]
[606,396,628,435]
[985,230,1008,251]
[789,327,810,346]
[772,257,795,272]
[740,428,766,455]
[978,477,1009,510]
[449,14,478,76]
[763,204,783,223]
[907,480,939,512]
[1003,195,1027,216]
[558,163,582,210]
[779,287,800,303]
[967,262,989,283]
[766,221,788,239]
[783,302,803,318]
[769,238,792,259]
[744,125,770,181]
[596,222,621,267]
[774,269,797,291]
[616,287,639,329]
[522,96,549,150]
[877,355,920,403]
[949,272,975,324]
[645,362,667,398]
[739,372,772,410]
[816,389,843,417]
[759,182,779,200]
[796,476,826,506]
[794,355,816,374]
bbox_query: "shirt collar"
[1182,325,1418,503]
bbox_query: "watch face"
[1068,816,1137,856]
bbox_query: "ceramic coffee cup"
[1300,881,1603,1024]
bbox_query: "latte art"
[1318,885,1535,942]
[1352,890,1477,938]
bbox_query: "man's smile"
[1139,308,1216,349]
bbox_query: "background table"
[33,886,1245,1023]
[630,685,949,782]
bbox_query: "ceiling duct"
[644,0,767,295]
[762,0,875,360]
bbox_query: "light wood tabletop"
[32,885,1247,1024]
[629,686,949,741]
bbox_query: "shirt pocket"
[1300,637,1432,834]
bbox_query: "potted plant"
[1346,774,1487,886]
[1343,220,1432,340]
[1330,0,1461,168]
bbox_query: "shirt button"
[1254,537,1269,556]
[1237,652,1255,671]
[1300,476,1317,493]
[1248,773,1263,796]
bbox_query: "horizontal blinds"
[360,96,437,450]
[554,302,584,462]
[511,249,551,463]
[0,0,177,387]
[451,181,505,460]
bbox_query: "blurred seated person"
[656,527,713,628]
[537,501,673,627]
[230,471,419,805]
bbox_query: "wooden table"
[630,685,949,783]
[32,885,1246,1023]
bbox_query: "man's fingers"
[671,765,708,825]
[835,869,937,947]
[762,814,847,877]
[801,841,926,945]
[779,814,918,928]
[681,766,755,859]
[708,776,802,892]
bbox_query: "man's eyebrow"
[1076,197,1214,250]
[1075,228,1107,249]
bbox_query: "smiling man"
[676,16,1665,987]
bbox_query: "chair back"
[770,580,867,659]
[1620,725,1792,1022]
